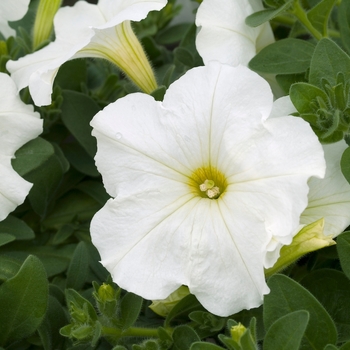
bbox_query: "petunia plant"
[2,0,350,349]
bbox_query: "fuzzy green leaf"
[309,38,350,88]
[264,274,337,349]
[263,311,309,350]
[0,255,49,347]
[245,1,292,27]
[249,39,315,74]
[120,292,143,330]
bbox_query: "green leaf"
[38,295,67,350]
[341,149,350,185]
[174,47,194,67]
[275,73,307,95]
[3,243,75,278]
[301,269,350,342]
[337,231,350,279]
[165,294,203,328]
[245,1,292,27]
[264,274,337,349]
[61,141,99,177]
[120,292,143,329]
[61,90,100,157]
[309,38,350,88]
[190,343,224,350]
[172,325,200,350]
[290,82,328,114]
[156,23,192,45]
[0,255,49,347]
[17,142,67,217]
[150,85,166,101]
[340,342,350,350]
[263,311,309,350]
[249,39,315,74]
[42,190,101,231]
[55,60,87,91]
[0,256,21,282]
[324,345,338,350]
[12,137,54,177]
[76,181,110,206]
[0,215,34,241]
[338,0,350,54]
[66,242,89,290]
[307,0,337,36]
[0,233,15,247]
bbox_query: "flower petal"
[0,73,42,220]
[301,141,350,237]
[195,0,274,66]
[0,0,30,38]
[96,0,167,29]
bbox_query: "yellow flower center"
[189,166,228,199]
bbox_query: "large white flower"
[90,62,325,316]
[0,0,30,38]
[195,0,274,66]
[6,0,166,106]
[0,73,42,221]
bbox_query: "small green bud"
[149,286,190,317]
[71,325,94,341]
[230,323,246,343]
[98,283,116,302]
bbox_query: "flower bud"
[33,0,61,50]
[266,218,335,277]
[230,323,246,343]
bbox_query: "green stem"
[290,0,323,40]
[273,15,340,38]
[102,326,160,339]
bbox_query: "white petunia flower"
[90,62,325,316]
[6,0,167,106]
[0,0,30,38]
[195,0,274,66]
[0,73,42,221]
[264,97,350,267]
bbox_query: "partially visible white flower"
[301,140,350,236]
[0,0,30,38]
[195,0,274,66]
[0,73,42,221]
[90,62,325,316]
[6,0,167,106]
[264,97,350,267]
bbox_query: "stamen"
[199,179,220,198]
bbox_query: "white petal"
[96,0,167,29]
[0,162,32,221]
[195,0,274,66]
[301,141,350,237]
[0,0,30,38]
[0,73,42,220]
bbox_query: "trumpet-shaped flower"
[90,62,325,316]
[6,0,166,106]
[264,98,350,267]
[0,0,30,38]
[0,73,42,221]
[195,0,274,66]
